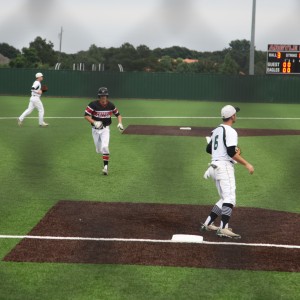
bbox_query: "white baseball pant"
[19,96,45,125]
[208,160,236,207]
[92,126,110,154]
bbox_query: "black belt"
[92,125,107,129]
[213,160,234,164]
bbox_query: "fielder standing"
[200,105,254,238]
[84,87,124,175]
[18,72,49,127]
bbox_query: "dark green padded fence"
[0,68,300,103]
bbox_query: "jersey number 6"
[213,135,219,150]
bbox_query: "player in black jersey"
[84,87,124,175]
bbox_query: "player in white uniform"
[200,105,254,238]
[18,72,49,127]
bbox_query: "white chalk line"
[1,117,300,120]
[0,235,299,249]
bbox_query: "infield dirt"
[123,125,300,137]
[4,201,300,272]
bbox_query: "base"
[171,234,203,243]
[179,127,191,130]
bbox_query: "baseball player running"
[200,105,254,238]
[84,87,124,175]
[18,72,49,127]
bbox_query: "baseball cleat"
[200,222,219,232]
[39,122,49,127]
[17,118,22,126]
[102,165,108,175]
[217,228,241,239]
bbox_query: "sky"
[1,0,300,54]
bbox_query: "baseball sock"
[205,205,222,225]
[220,203,233,228]
[103,153,109,166]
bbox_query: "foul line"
[1,117,300,120]
[0,235,299,249]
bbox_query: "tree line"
[0,36,267,75]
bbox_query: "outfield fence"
[1,68,300,103]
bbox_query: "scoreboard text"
[266,44,300,74]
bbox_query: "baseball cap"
[35,72,44,78]
[221,105,240,119]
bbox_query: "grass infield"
[0,96,299,300]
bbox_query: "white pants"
[208,161,236,207]
[92,126,110,154]
[19,96,45,125]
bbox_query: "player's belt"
[93,126,106,129]
[92,124,108,129]
[213,160,234,165]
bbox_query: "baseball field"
[0,95,299,299]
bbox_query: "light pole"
[59,27,63,53]
[249,0,256,75]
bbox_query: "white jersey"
[31,80,41,97]
[211,124,238,162]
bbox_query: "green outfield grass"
[0,95,299,299]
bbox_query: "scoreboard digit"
[266,44,300,74]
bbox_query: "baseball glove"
[41,85,48,92]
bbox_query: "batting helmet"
[98,87,109,97]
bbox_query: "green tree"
[191,59,220,74]
[23,48,41,68]
[87,44,105,63]
[158,55,174,72]
[135,45,158,71]
[9,47,40,68]
[0,43,20,59]
[116,43,138,71]
[219,53,239,74]
[155,46,196,59]
[9,55,26,68]
[53,52,76,69]
[29,36,57,66]
[227,39,250,74]
[75,49,102,70]
[136,45,151,58]
[176,61,194,73]
[254,50,267,75]
[4,36,268,73]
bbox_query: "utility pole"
[59,27,63,53]
[249,0,256,75]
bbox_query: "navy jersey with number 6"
[84,100,120,127]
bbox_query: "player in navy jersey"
[84,87,124,175]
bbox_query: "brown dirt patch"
[3,201,300,272]
[123,125,300,137]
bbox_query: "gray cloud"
[0,0,299,53]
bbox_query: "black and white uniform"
[202,123,239,230]
[209,124,238,207]
[84,100,120,158]
[19,80,45,125]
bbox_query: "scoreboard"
[266,44,300,74]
